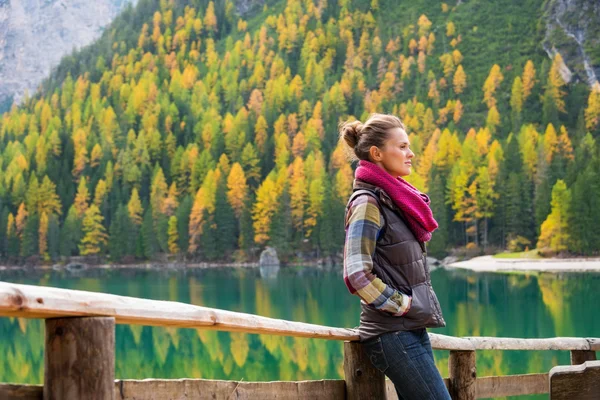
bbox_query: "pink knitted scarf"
[355,160,438,242]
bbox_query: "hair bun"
[340,120,363,149]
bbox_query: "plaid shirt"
[343,193,411,316]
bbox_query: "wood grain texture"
[570,350,597,365]
[343,341,386,400]
[0,282,598,350]
[44,317,115,400]
[0,384,43,400]
[476,373,548,397]
[0,282,358,341]
[550,360,600,400]
[448,350,476,400]
[114,379,345,399]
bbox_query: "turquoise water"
[0,266,598,398]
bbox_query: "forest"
[0,0,599,265]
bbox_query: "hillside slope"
[0,0,599,266]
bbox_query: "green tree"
[537,180,571,253]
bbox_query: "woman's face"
[371,127,414,177]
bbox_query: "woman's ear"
[369,145,382,162]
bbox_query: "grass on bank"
[492,249,543,259]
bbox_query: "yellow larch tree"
[584,83,600,131]
[39,212,49,261]
[453,65,466,94]
[79,205,108,255]
[522,60,536,102]
[537,180,571,253]
[548,53,567,112]
[482,64,504,109]
[289,156,307,233]
[168,216,179,254]
[73,177,90,218]
[93,179,108,208]
[226,163,248,218]
[128,188,144,225]
[252,175,280,245]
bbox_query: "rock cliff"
[0,0,135,111]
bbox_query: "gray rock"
[0,0,137,108]
[441,256,458,266]
[259,246,280,267]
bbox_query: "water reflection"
[0,267,598,400]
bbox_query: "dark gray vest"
[347,180,446,341]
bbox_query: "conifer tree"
[79,204,108,255]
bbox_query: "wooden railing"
[0,281,597,399]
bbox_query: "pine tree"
[142,208,158,259]
[79,204,108,256]
[74,177,90,218]
[168,216,180,254]
[569,159,600,255]
[128,188,144,225]
[60,206,82,256]
[521,60,536,103]
[227,163,248,218]
[453,65,466,94]
[427,173,449,257]
[109,205,129,262]
[537,180,571,253]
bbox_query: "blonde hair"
[338,113,406,162]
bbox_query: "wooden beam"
[429,333,596,351]
[343,341,386,400]
[550,360,600,400]
[0,282,598,350]
[44,317,115,400]
[0,380,347,400]
[0,282,358,341]
[475,373,548,398]
[448,350,476,400]
[115,378,345,399]
[0,384,42,400]
[571,350,597,365]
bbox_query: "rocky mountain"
[0,0,136,111]
[542,0,599,86]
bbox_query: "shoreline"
[0,260,331,272]
[446,255,600,273]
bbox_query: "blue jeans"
[361,329,451,400]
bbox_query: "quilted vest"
[346,179,446,341]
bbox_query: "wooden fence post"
[448,350,476,400]
[44,317,115,400]
[343,341,386,400]
[570,350,597,365]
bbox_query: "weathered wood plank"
[430,333,595,351]
[448,351,476,400]
[114,379,345,399]
[571,350,597,365]
[343,341,386,400]
[476,373,548,398]
[550,360,600,399]
[0,384,43,400]
[0,380,346,400]
[0,282,358,341]
[44,317,115,400]
[0,282,598,350]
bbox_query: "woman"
[340,113,450,399]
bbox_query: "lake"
[0,266,598,399]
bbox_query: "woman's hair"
[338,113,406,162]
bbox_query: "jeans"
[361,329,451,400]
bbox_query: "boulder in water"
[259,246,280,267]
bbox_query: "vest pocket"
[402,283,435,329]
